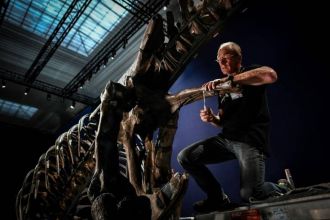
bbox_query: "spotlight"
[24,87,30,95]
[79,81,84,89]
[70,100,76,109]
[110,49,116,59]
[102,57,109,68]
[1,79,6,88]
[163,0,169,11]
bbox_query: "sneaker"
[277,179,294,193]
[193,197,235,213]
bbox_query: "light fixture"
[110,49,116,59]
[102,57,109,68]
[24,87,30,95]
[79,81,84,89]
[163,0,169,11]
[70,100,76,109]
[1,79,6,88]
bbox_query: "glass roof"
[0,98,38,120]
[5,0,129,56]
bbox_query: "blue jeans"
[177,135,281,202]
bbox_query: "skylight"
[0,98,38,120]
[5,0,129,56]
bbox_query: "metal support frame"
[0,0,168,105]
[122,0,153,19]
[0,68,95,105]
[0,0,10,27]
[113,0,149,23]
[24,0,92,83]
[62,0,165,96]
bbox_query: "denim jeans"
[177,135,282,202]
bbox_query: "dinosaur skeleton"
[16,0,247,219]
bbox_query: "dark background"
[5,0,330,218]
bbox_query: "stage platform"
[180,182,330,220]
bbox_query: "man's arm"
[203,66,277,91]
[233,66,277,86]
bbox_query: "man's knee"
[177,149,190,166]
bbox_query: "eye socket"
[215,55,236,64]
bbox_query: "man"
[177,41,285,213]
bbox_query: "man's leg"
[231,141,281,202]
[177,136,235,212]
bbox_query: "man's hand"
[200,107,215,123]
[202,77,228,91]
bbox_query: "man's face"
[216,49,241,75]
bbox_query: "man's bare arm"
[233,66,277,86]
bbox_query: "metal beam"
[62,0,165,96]
[0,68,95,105]
[24,0,92,83]
[113,0,149,23]
[0,0,10,27]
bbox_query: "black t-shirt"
[218,65,271,155]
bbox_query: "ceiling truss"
[24,0,92,83]
[0,67,95,105]
[62,0,165,97]
[0,0,167,105]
